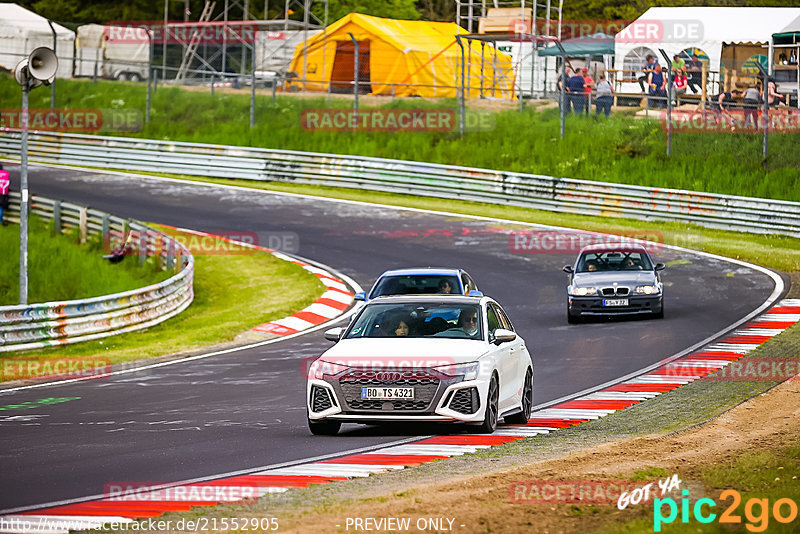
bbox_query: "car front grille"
[310,385,334,412]
[339,370,440,412]
[601,287,629,296]
[449,387,479,414]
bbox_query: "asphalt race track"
[0,163,782,512]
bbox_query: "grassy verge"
[0,225,325,378]
[0,216,170,305]
[2,75,799,202]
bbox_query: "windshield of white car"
[345,303,483,340]
[370,275,462,298]
[577,251,653,273]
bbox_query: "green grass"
[3,75,799,202]
[0,225,325,375]
[599,439,800,534]
[0,217,170,305]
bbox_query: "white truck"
[75,24,149,81]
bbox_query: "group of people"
[558,67,616,117]
[383,308,479,338]
[637,53,706,108]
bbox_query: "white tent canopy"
[0,3,74,78]
[614,7,800,91]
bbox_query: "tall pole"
[146,28,153,124]
[762,69,769,168]
[348,33,358,128]
[557,42,566,139]
[19,81,30,305]
[47,20,56,108]
[456,36,466,136]
[659,49,672,157]
[163,0,168,79]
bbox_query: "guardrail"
[1,131,799,237]
[0,192,194,352]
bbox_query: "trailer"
[76,24,149,81]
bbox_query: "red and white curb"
[251,252,354,336]
[160,227,355,338]
[3,299,798,531]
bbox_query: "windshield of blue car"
[577,251,653,272]
[345,302,483,340]
[370,275,462,297]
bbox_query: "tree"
[312,0,420,23]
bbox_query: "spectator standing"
[595,73,614,117]
[765,78,786,107]
[685,54,703,94]
[670,54,686,74]
[743,83,761,128]
[671,69,688,105]
[0,164,9,226]
[581,68,594,115]
[566,71,586,114]
[648,64,667,108]
[557,67,573,113]
[638,55,658,93]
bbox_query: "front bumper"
[307,375,489,424]
[568,294,663,316]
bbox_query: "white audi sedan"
[306,295,533,435]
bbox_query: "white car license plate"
[361,387,414,400]
[603,299,629,307]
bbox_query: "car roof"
[368,295,486,306]
[579,243,650,254]
[377,268,463,277]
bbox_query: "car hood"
[572,271,658,286]
[319,338,489,367]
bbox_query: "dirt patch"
[277,376,800,533]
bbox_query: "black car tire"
[477,374,499,434]
[308,416,341,436]
[653,303,664,319]
[567,307,582,324]
[505,368,533,425]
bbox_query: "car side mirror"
[655,263,666,271]
[353,291,366,301]
[324,327,344,342]
[562,265,574,273]
[492,328,516,345]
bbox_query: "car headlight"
[571,286,597,296]
[635,285,659,295]
[433,362,480,380]
[308,360,349,380]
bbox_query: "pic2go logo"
[654,489,798,532]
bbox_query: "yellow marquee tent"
[288,13,515,98]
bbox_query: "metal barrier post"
[211,75,215,96]
[139,230,146,266]
[19,80,29,304]
[52,200,61,235]
[101,214,109,243]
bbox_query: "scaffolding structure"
[455,0,564,98]
[159,0,324,83]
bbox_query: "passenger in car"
[385,313,412,337]
[438,279,453,294]
[586,261,598,272]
